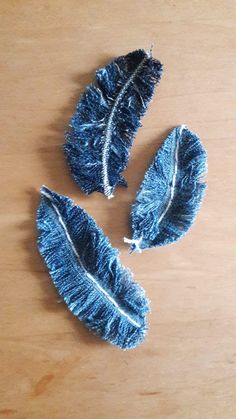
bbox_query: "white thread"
[124,236,143,253]
[147,43,154,58]
[41,188,140,328]
[102,55,148,199]
[179,124,186,135]
[157,125,186,224]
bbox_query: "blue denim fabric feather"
[37,186,149,349]
[64,49,163,198]
[124,126,207,252]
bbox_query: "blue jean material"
[37,186,150,349]
[125,125,207,252]
[64,49,163,198]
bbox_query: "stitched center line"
[41,189,140,328]
[157,125,185,224]
[102,55,148,199]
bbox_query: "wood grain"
[0,1,236,418]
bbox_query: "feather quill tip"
[124,237,143,253]
[107,193,114,200]
[179,124,187,134]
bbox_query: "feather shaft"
[157,125,185,224]
[102,55,148,198]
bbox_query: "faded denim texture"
[64,49,163,198]
[125,126,207,252]
[37,186,149,350]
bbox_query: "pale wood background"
[0,1,236,418]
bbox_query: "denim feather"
[64,49,163,198]
[37,186,149,349]
[124,126,207,252]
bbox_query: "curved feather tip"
[37,186,150,349]
[64,49,163,198]
[125,125,207,252]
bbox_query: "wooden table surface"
[1,1,236,418]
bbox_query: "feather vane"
[37,186,149,349]
[64,49,163,198]
[125,126,207,252]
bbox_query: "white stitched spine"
[157,125,186,224]
[102,55,148,199]
[41,189,140,328]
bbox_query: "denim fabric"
[37,186,149,349]
[64,49,163,198]
[125,126,207,252]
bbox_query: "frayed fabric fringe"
[125,125,207,252]
[64,48,163,198]
[37,186,150,350]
